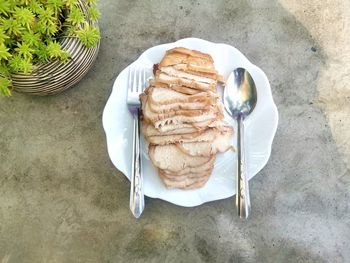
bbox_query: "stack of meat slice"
[140,47,233,190]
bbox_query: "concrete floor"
[1,0,349,262]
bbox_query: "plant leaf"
[0,0,11,15]
[28,1,43,14]
[85,0,96,6]
[14,7,35,29]
[19,58,33,73]
[46,41,69,60]
[0,30,10,44]
[35,43,50,62]
[8,54,22,72]
[0,61,10,76]
[37,7,56,27]
[2,18,23,36]
[21,31,41,48]
[66,6,85,26]
[15,42,34,60]
[76,23,100,48]
[88,6,100,22]
[64,0,78,8]
[47,0,64,15]
[0,44,11,60]
[20,0,31,6]
[0,76,11,96]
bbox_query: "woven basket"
[11,0,100,96]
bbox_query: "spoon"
[224,68,257,219]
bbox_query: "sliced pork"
[140,47,234,189]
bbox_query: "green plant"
[0,0,100,96]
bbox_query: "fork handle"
[130,109,145,218]
[236,115,251,219]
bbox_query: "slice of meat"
[150,102,224,129]
[156,72,216,92]
[149,86,214,105]
[182,178,209,189]
[149,144,212,171]
[176,127,234,157]
[169,85,204,95]
[147,128,214,145]
[149,79,221,95]
[148,87,214,112]
[158,169,211,189]
[153,111,218,129]
[160,66,217,85]
[172,64,225,83]
[156,119,221,133]
[161,169,213,182]
[141,94,217,124]
[158,50,189,68]
[142,122,200,137]
[147,125,232,145]
[159,47,226,83]
[148,80,203,95]
[166,47,214,62]
[149,100,218,115]
[172,64,218,79]
[142,119,219,137]
[163,154,215,175]
[159,47,217,74]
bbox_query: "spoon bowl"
[224,68,257,118]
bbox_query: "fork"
[127,67,147,218]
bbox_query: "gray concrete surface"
[1,0,349,262]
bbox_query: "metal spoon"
[224,68,257,219]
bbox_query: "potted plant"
[0,0,100,96]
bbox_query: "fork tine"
[128,68,132,92]
[137,68,142,93]
[142,68,147,91]
[133,67,138,93]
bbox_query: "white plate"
[102,38,278,207]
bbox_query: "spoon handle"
[236,115,251,219]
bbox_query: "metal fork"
[127,67,147,218]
